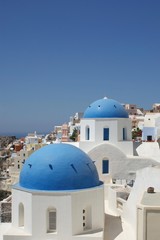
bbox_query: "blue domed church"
[79,97,156,186]
[2,96,158,240]
[3,144,104,240]
[79,97,134,183]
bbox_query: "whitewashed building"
[78,97,157,183]
[136,113,160,162]
[120,166,160,240]
[142,113,160,141]
[3,143,104,240]
[2,97,160,240]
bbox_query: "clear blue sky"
[0,0,160,135]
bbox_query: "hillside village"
[1,98,160,240]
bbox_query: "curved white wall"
[87,143,158,183]
[4,185,104,240]
[122,167,160,240]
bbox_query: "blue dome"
[83,97,128,118]
[19,143,101,191]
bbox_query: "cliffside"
[0,136,16,149]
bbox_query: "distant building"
[54,125,62,140]
[69,112,83,136]
[123,104,137,115]
[61,123,69,142]
[152,103,160,112]
[136,113,160,162]
[142,113,160,141]
[25,131,44,145]
[1,133,45,191]
[123,103,144,129]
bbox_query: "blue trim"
[13,182,104,192]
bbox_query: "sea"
[0,132,48,139]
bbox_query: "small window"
[103,128,109,141]
[86,127,90,140]
[18,164,20,169]
[19,203,24,227]
[123,128,127,140]
[47,209,56,233]
[102,160,109,174]
[147,135,152,141]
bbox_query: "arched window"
[19,203,24,227]
[47,208,57,233]
[85,126,90,140]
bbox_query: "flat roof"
[141,192,160,206]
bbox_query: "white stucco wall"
[80,118,132,144]
[3,185,104,240]
[117,119,132,141]
[142,114,160,141]
[80,119,96,141]
[32,193,72,239]
[136,142,160,162]
[121,167,160,240]
[144,115,156,127]
[137,192,160,240]
[80,117,133,157]
[11,188,32,233]
[72,186,104,235]
[87,143,158,184]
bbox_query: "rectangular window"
[86,127,90,140]
[48,210,56,232]
[103,128,109,140]
[123,128,126,140]
[102,160,109,174]
[147,135,152,141]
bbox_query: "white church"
[2,143,104,240]
[78,97,158,183]
[1,96,160,240]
